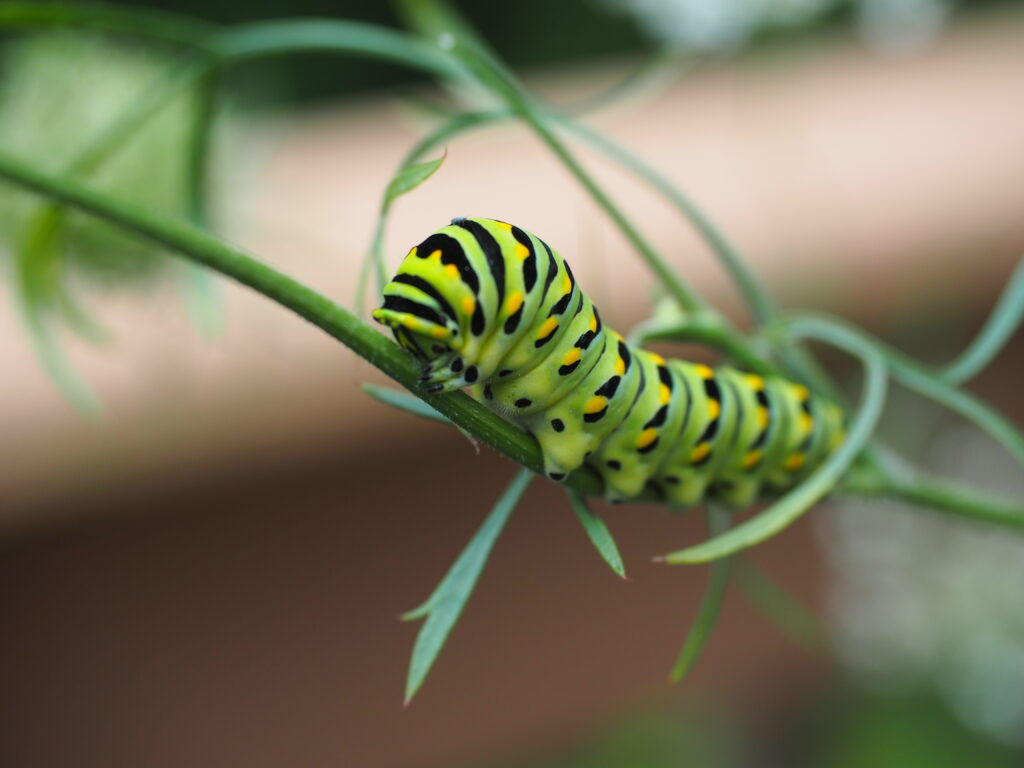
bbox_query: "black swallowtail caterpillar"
[373,218,845,507]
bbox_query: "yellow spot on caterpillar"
[584,396,607,414]
[785,453,805,471]
[537,316,559,339]
[659,384,671,405]
[461,296,476,315]
[408,247,418,258]
[514,243,530,260]
[756,406,769,429]
[707,399,720,421]
[792,384,810,402]
[428,248,442,262]
[444,264,459,279]
[746,374,765,390]
[695,364,714,379]
[431,327,447,339]
[506,291,524,314]
[800,412,814,436]
[649,353,665,365]
[690,442,711,463]
[743,450,762,469]
[562,273,572,293]
[615,356,626,375]
[562,348,581,367]
[589,314,598,332]
[494,221,513,231]
[636,428,658,449]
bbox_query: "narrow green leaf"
[403,469,532,703]
[567,489,626,579]
[733,560,824,654]
[659,318,888,563]
[941,257,1024,384]
[361,383,452,425]
[384,152,446,208]
[668,506,732,683]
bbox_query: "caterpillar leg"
[660,469,713,509]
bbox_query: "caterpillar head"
[372,238,475,393]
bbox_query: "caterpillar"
[373,218,845,507]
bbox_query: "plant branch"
[0,150,640,501]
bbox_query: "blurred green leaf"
[669,505,732,683]
[734,559,824,654]
[402,469,532,703]
[179,65,223,339]
[567,490,627,579]
[361,383,452,424]
[384,152,446,208]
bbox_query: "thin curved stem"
[399,1,707,314]
[0,1,217,45]
[842,467,1024,529]
[780,311,1024,467]
[560,118,776,325]
[629,315,779,377]
[941,257,1024,385]
[209,20,468,81]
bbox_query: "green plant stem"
[2,153,1016,529]
[669,505,732,682]
[941,257,1024,385]
[559,118,775,325]
[842,467,1024,530]
[400,1,706,315]
[209,20,467,81]
[0,1,217,45]
[733,560,824,653]
[778,312,1024,467]
[630,315,779,376]
[557,47,695,116]
[0,150,634,501]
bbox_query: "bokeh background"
[1,1,1023,766]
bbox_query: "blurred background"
[1,0,1023,766]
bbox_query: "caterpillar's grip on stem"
[379,218,846,507]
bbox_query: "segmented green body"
[373,218,844,506]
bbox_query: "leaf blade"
[567,489,626,578]
[404,469,532,703]
[383,152,446,208]
[668,506,732,683]
[362,383,452,425]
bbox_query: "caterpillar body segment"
[373,218,845,507]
